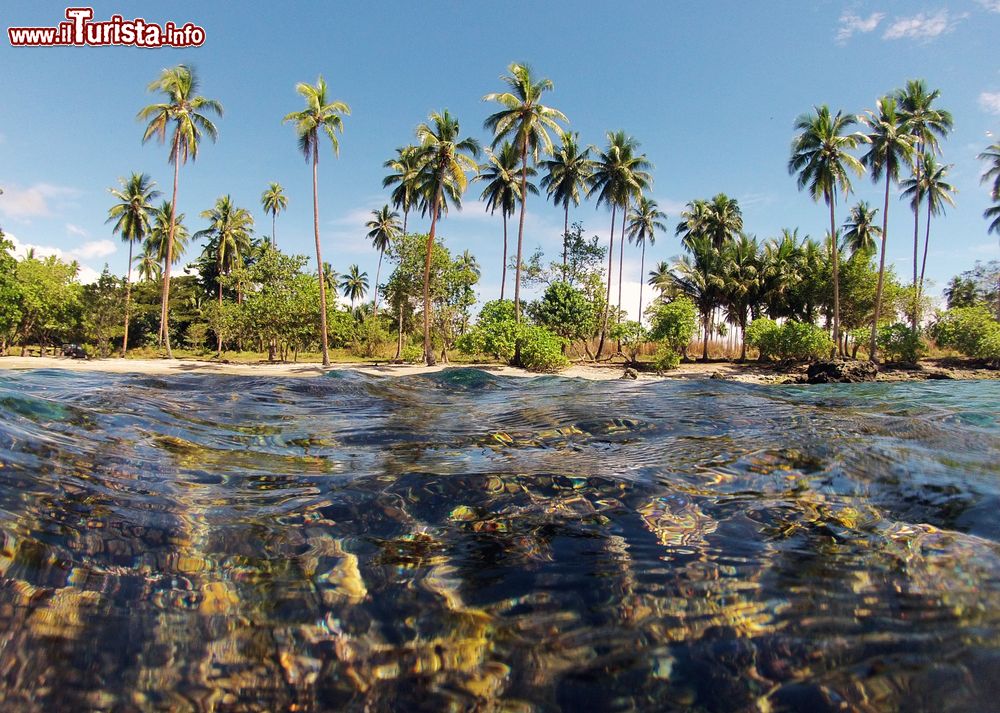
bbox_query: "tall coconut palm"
[382,145,422,233]
[671,235,725,361]
[138,64,222,356]
[136,245,162,283]
[540,131,593,271]
[146,200,190,269]
[721,234,762,361]
[980,143,1000,200]
[475,141,537,299]
[861,95,915,362]
[106,172,159,357]
[703,193,743,248]
[789,105,868,354]
[841,201,882,257]
[901,154,956,301]
[647,261,671,294]
[483,62,567,320]
[283,75,350,367]
[413,110,480,365]
[260,182,287,248]
[897,80,953,331]
[587,131,652,357]
[366,205,400,317]
[626,196,667,322]
[339,264,369,308]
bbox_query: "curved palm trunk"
[637,239,646,323]
[918,196,932,305]
[372,249,384,319]
[828,191,841,356]
[500,212,508,300]
[910,147,923,333]
[160,135,180,357]
[312,141,331,367]
[595,205,617,359]
[562,204,569,274]
[514,144,529,321]
[869,175,892,362]
[617,205,628,321]
[423,181,444,366]
[739,315,748,362]
[217,277,223,357]
[121,240,134,358]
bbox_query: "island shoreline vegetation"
[1,66,999,375]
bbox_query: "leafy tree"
[82,266,125,357]
[789,105,869,354]
[528,281,595,349]
[862,95,914,362]
[484,62,567,320]
[260,182,288,248]
[647,296,697,359]
[138,64,222,356]
[106,172,159,356]
[14,254,83,353]
[0,234,23,355]
[283,75,350,367]
[610,320,647,365]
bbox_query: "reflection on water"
[0,368,998,711]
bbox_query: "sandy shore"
[0,355,995,384]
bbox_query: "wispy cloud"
[0,182,81,220]
[66,223,89,238]
[977,0,1000,12]
[71,239,116,260]
[836,11,885,44]
[882,9,964,40]
[979,91,1000,115]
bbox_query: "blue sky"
[1,0,998,319]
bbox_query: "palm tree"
[106,172,159,357]
[146,200,190,269]
[138,64,222,356]
[647,260,671,294]
[483,62,567,320]
[703,193,743,248]
[897,80,953,331]
[671,235,725,361]
[283,75,350,367]
[861,95,915,362]
[985,201,1000,236]
[979,143,1000,200]
[382,145,422,233]
[901,154,956,302]
[789,105,868,355]
[339,264,369,308]
[540,131,593,271]
[475,141,537,299]
[587,131,652,357]
[413,110,480,365]
[626,197,667,322]
[366,205,400,317]
[136,245,162,283]
[721,234,762,361]
[195,194,254,335]
[841,201,882,257]
[260,182,287,248]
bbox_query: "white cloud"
[883,10,963,40]
[979,91,1000,115]
[0,183,81,220]
[836,11,885,44]
[977,0,1000,12]
[4,232,108,284]
[71,239,116,260]
[65,223,89,238]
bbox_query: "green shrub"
[653,346,681,371]
[351,316,390,358]
[516,325,569,372]
[876,323,924,363]
[529,281,595,343]
[610,320,648,364]
[746,318,833,361]
[648,297,697,349]
[931,306,1000,364]
[400,344,423,363]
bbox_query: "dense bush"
[528,281,595,344]
[876,323,924,363]
[351,316,390,358]
[647,297,697,351]
[400,344,423,364]
[610,320,647,364]
[652,346,681,371]
[456,299,568,372]
[931,306,1000,364]
[746,318,834,361]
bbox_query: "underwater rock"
[806,359,877,384]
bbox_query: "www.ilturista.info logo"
[8,7,205,47]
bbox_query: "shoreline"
[0,355,996,384]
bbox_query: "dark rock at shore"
[806,360,878,384]
[621,367,639,380]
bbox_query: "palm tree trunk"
[638,239,646,323]
[869,175,892,362]
[396,301,404,359]
[918,196,932,309]
[702,310,710,362]
[617,205,627,320]
[500,212,508,300]
[372,249,384,319]
[562,204,569,274]
[423,182,443,365]
[740,316,747,362]
[312,141,331,367]
[514,145,529,321]
[272,212,276,249]
[217,279,223,356]
[595,205,617,359]
[121,240,133,358]
[829,191,841,356]
[161,135,180,358]
[911,146,923,334]
[402,208,408,235]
